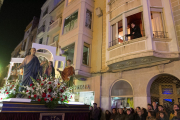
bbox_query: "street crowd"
[90,102,180,120]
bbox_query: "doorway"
[150,74,180,114]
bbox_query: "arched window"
[111,80,133,109]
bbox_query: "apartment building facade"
[34,0,180,111]
[96,0,180,112]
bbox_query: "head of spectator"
[119,108,124,114]
[148,104,153,111]
[131,22,135,29]
[158,105,164,112]
[105,110,111,115]
[142,108,147,115]
[90,106,93,110]
[127,109,131,115]
[174,104,180,112]
[130,108,135,114]
[136,107,141,113]
[159,112,165,119]
[93,103,97,109]
[148,111,156,118]
[152,102,157,109]
[112,108,116,114]
[137,110,142,116]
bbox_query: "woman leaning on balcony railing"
[125,22,142,40]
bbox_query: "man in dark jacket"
[152,102,158,114]
[116,108,126,120]
[111,108,117,120]
[125,109,134,120]
[135,110,146,120]
[126,23,142,40]
[92,103,100,120]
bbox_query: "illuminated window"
[63,11,78,34]
[151,11,167,38]
[126,12,144,40]
[82,43,90,66]
[53,34,59,42]
[111,80,133,109]
[111,20,123,47]
[62,43,75,64]
[162,85,173,94]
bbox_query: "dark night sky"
[0,0,46,69]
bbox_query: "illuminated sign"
[162,85,173,94]
[75,84,90,90]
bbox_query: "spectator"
[159,112,168,120]
[135,110,146,120]
[130,108,135,114]
[105,110,111,120]
[124,107,127,114]
[92,103,100,120]
[90,106,93,120]
[115,108,126,120]
[156,105,168,120]
[125,109,134,120]
[142,108,148,119]
[147,104,153,112]
[152,102,158,114]
[172,110,180,120]
[117,109,119,114]
[146,111,156,120]
[170,104,180,120]
[111,108,117,120]
[98,107,102,120]
[125,22,142,40]
[135,107,141,117]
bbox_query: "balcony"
[48,18,61,35]
[49,41,56,47]
[37,25,45,37]
[107,31,179,72]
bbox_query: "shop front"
[72,76,101,106]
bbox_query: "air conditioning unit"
[95,7,102,17]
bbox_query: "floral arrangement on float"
[0,75,75,109]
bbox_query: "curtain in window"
[112,24,116,46]
[151,12,163,38]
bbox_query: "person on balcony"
[44,61,55,78]
[126,23,142,40]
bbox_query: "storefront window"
[111,80,133,109]
[63,11,78,34]
[111,97,133,109]
[73,92,94,105]
[82,43,90,66]
[62,43,75,65]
